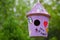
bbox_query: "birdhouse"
[27,2,50,38]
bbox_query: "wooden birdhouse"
[27,1,50,38]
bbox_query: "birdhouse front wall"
[28,15,49,37]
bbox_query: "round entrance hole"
[34,19,40,26]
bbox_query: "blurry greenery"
[0,0,60,40]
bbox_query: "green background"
[0,0,60,40]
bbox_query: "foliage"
[0,0,60,40]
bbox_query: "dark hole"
[34,20,40,26]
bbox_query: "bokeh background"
[0,0,60,40]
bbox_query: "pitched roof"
[27,2,50,18]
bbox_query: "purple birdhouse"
[27,2,50,38]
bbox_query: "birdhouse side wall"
[28,15,49,37]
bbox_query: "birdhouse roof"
[27,2,50,18]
